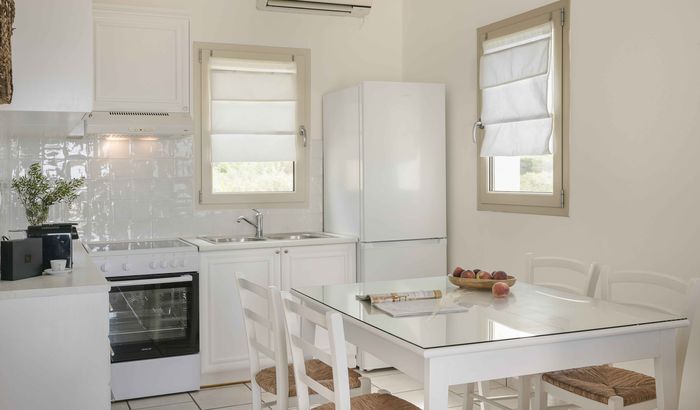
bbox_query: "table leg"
[424,360,449,410]
[654,330,679,410]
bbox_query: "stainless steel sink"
[199,232,332,244]
[199,236,267,244]
[264,232,332,240]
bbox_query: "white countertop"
[184,232,357,252]
[0,240,109,300]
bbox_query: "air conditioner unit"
[256,0,372,18]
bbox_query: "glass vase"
[25,204,49,226]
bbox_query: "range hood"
[83,111,193,137]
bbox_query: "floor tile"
[370,372,423,393]
[111,402,130,410]
[128,393,193,409]
[140,403,199,410]
[191,384,253,409]
[357,367,401,378]
[213,405,260,410]
[394,389,464,408]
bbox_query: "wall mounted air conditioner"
[256,0,372,17]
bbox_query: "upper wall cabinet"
[0,0,92,113]
[93,6,190,113]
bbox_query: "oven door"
[108,273,199,363]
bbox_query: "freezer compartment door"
[358,239,447,282]
[361,82,446,242]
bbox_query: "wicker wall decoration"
[0,0,15,104]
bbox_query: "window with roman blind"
[195,43,310,206]
[475,0,569,216]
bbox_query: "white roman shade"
[479,22,554,157]
[209,56,298,162]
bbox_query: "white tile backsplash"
[0,135,323,241]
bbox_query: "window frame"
[476,0,570,216]
[194,42,310,208]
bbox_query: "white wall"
[402,0,700,407]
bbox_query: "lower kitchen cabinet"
[199,242,356,385]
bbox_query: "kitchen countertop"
[0,240,109,300]
[184,232,358,252]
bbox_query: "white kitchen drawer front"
[93,7,190,112]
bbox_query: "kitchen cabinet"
[93,6,190,112]
[0,0,92,113]
[199,242,356,385]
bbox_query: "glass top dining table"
[292,276,685,350]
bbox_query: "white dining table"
[292,276,688,410]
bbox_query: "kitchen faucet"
[236,209,264,238]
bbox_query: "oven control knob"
[169,260,177,268]
[100,264,108,272]
[122,263,131,271]
[159,261,168,269]
[178,259,186,267]
[149,261,158,269]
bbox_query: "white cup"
[50,259,67,272]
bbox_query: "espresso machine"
[26,223,79,269]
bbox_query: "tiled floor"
[111,368,553,410]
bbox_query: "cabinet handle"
[284,250,288,254]
[275,250,280,254]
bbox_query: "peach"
[452,266,465,277]
[492,271,508,280]
[478,271,492,280]
[492,282,510,298]
[461,270,476,279]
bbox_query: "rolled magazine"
[356,290,443,304]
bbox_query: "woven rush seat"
[255,358,362,396]
[542,365,656,406]
[314,393,420,410]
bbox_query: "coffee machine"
[26,223,78,269]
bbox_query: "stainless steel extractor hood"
[83,111,193,137]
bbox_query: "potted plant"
[11,163,85,226]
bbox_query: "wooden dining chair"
[273,288,419,410]
[533,270,700,410]
[526,252,602,297]
[234,273,370,409]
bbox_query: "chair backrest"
[601,269,700,381]
[234,273,289,400]
[526,252,601,297]
[272,288,351,410]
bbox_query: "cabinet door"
[281,244,356,290]
[281,244,357,366]
[199,248,279,383]
[93,7,190,112]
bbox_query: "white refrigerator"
[323,81,447,370]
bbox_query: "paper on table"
[373,298,469,318]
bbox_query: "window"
[195,43,310,207]
[476,0,569,216]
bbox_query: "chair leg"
[608,396,624,409]
[359,376,372,394]
[516,375,531,410]
[477,380,491,410]
[250,381,263,410]
[463,383,475,410]
[532,374,546,410]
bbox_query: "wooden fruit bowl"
[449,275,517,290]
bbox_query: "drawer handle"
[284,250,288,254]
